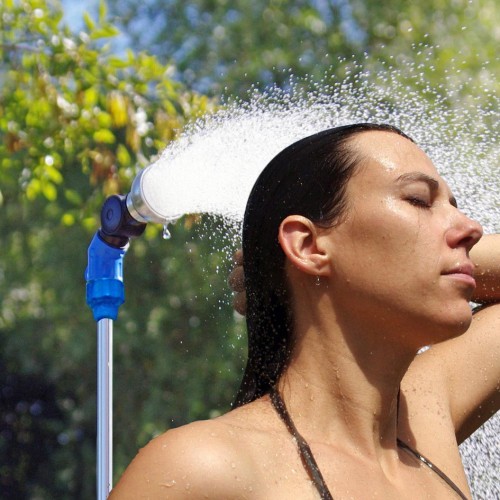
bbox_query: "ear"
[278,215,332,276]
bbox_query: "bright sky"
[60,0,99,31]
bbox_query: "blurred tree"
[1,0,498,497]
[104,0,498,101]
[0,0,244,497]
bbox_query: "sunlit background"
[1,0,498,498]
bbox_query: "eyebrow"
[396,171,457,207]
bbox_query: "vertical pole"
[87,196,146,498]
[97,319,113,499]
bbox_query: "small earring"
[315,276,321,286]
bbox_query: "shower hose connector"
[86,194,147,321]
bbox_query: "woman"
[111,124,499,499]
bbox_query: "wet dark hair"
[234,123,413,407]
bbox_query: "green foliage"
[105,0,498,100]
[0,0,214,220]
[0,1,243,497]
[1,0,498,497]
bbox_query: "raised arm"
[407,234,500,443]
[471,233,500,304]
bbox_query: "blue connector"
[85,232,129,321]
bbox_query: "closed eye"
[407,197,431,208]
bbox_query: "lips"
[442,263,476,287]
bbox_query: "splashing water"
[140,69,498,236]
[141,61,499,496]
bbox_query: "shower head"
[126,166,167,225]
[99,163,181,246]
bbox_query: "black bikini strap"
[269,386,334,500]
[396,439,468,500]
[397,388,468,500]
[270,386,467,500]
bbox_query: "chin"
[430,308,473,344]
[446,317,472,338]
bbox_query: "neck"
[279,291,418,459]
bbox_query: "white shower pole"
[97,319,113,498]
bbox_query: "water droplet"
[160,480,176,488]
[162,225,171,240]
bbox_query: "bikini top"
[269,387,468,500]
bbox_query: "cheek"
[336,203,438,281]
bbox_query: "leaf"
[98,0,108,23]
[83,87,98,107]
[61,213,75,226]
[83,12,95,31]
[93,129,116,143]
[108,56,130,68]
[96,110,113,128]
[44,165,63,184]
[26,179,41,200]
[107,92,128,127]
[116,144,131,167]
[41,181,57,201]
[64,189,82,205]
[89,26,120,40]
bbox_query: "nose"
[446,210,483,251]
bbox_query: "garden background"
[0,0,498,497]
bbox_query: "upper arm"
[440,303,500,442]
[110,422,255,499]
[470,234,500,304]
[406,303,500,444]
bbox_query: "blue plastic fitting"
[86,232,129,321]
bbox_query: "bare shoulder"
[110,416,259,499]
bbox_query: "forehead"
[347,130,447,188]
[351,130,436,173]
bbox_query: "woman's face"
[323,131,483,346]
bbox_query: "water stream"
[139,60,499,497]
